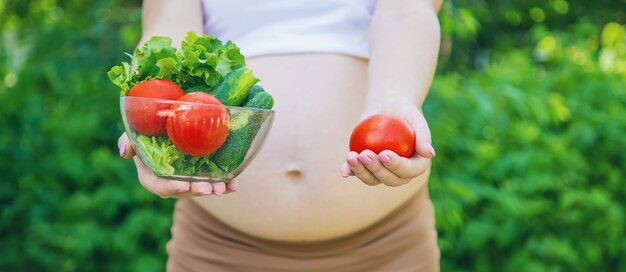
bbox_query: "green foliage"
[1,0,624,271]
[429,1,626,271]
[0,0,173,271]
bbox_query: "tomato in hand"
[166,92,230,157]
[125,79,185,136]
[349,114,415,158]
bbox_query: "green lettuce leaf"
[132,36,181,81]
[215,41,246,76]
[107,62,134,96]
[133,132,225,177]
[108,32,245,95]
[155,57,181,79]
[133,134,184,176]
[178,32,246,89]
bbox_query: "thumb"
[405,111,435,158]
[118,132,136,158]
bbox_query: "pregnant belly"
[192,54,430,242]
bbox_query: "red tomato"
[166,92,230,156]
[125,79,185,136]
[349,114,415,158]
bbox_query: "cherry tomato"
[124,79,185,136]
[166,92,230,156]
[349,114,415,158]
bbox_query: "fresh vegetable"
[243,91,274,110]
[241,85,266,105]
[124,79,185,136]
[349,114,415,158]
[110,32,275,180]
[108,33,245,95]
[185,84,213,94]
[132,133,184,176]
[211,90,274,172]
[132,133,225,177]
[166,92,230,157]
[212,67,259,106]
[108,37,181,96]
[177,32,246,89]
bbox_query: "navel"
[282,163,303,182]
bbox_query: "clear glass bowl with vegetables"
[121,93,274,182]
[109,33,275,182]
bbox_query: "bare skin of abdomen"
[193,54,430,242]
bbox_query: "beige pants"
[166,188,440,272]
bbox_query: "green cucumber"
[213,67,259,106]
[241,85,265,105]
[244,91,274,110]
[211,90,274,172]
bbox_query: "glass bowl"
[120,96,274,182]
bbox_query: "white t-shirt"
[202,0,376,59]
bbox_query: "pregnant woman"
[118,0,442,270]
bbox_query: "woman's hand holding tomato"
[340,100,436,187]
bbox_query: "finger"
[226,179,238,193]
[404,111,435,158]
[179,180,236,197]
[189,182,213,196]
[357,150,407,187]
[133,156,191,198]
[347,151,380,186]
[378,150,430,179]
[211,182,227,196]
[340,162,353,178]
[118,133,136,158]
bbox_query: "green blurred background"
[1,0,625,271]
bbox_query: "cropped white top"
[202,0,376,59]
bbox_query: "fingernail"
[214,191,222,196]
[201,192,212,196]
[358,155,373,165]
[348,157,359,167]
[119,143,126,157]
[427,143,436,157]
[177,187,190,193]
[379,154,391,163]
